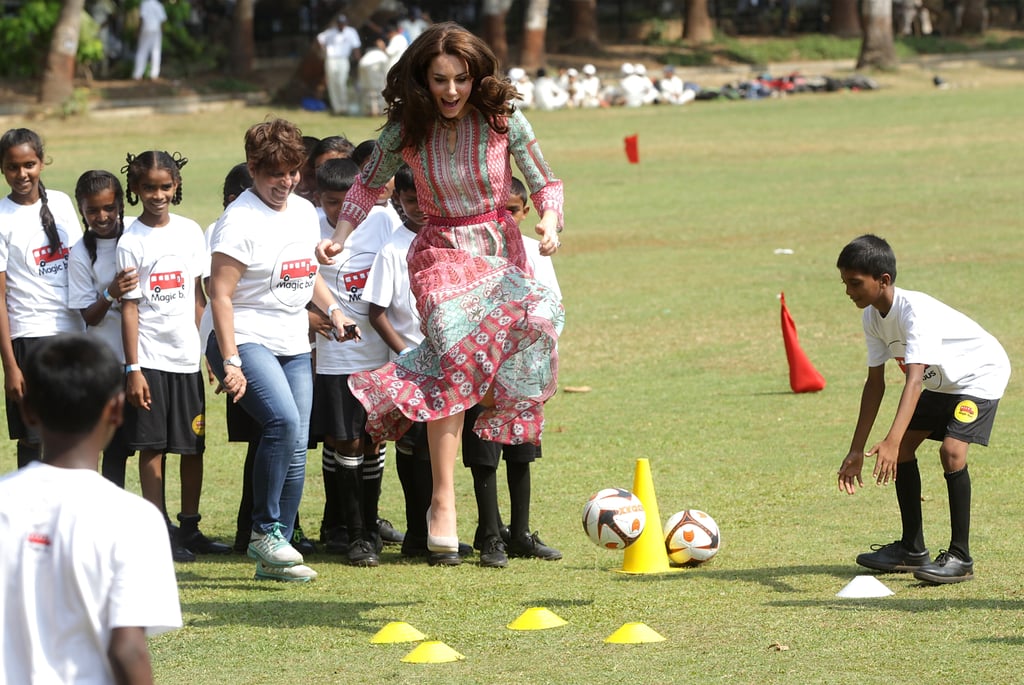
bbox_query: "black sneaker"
[856,541,930,572]
[291,524,317,556]
[170,535,196,563]
[428,551,462,567]
[913,550,974,585]
[346,539,380,567]
[479,537,508,568]
[507,530,563,561]
[323,526,350,555]
[179,528,232,555]
[233,529,250,555]
[378,518,405,545]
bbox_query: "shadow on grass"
[601,563,855,592]
[768,596,1024,612]
[180,598,419,632]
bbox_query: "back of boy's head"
[123,150,187,206]
[837,233,897,282]
[23,334,122,436]
[393,164,415,194]
[509,176,527,203]
[312,135,355,161]
[222,162,252,207]
[351,140,377,167]
[316,157,360,194]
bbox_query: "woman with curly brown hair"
[317,22,564,566]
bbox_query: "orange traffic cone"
[616,459,681,575]
[780,292,826,393]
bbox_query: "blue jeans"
[207,334,311,540]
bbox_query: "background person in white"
[0,334,181,684]
[317,14,361,115]
[132,0,167,80]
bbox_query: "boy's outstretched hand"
[868,439,899,486]
[837,450,865,494]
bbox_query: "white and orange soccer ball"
[664,509,721,565]
[581,488,646,550]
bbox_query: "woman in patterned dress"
[316,22,563,561]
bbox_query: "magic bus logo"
[271,247,317,306]
[32,243,70,277]
[343,268,369,302]
[149,270,185,304]
[277,258,317,288]
[144,256,191,314]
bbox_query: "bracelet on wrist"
[103,288,115,303]
[125,363,141,373]
[327,303,340,317]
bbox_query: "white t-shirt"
[522,235,561,301]
[210,189,321,357]
[116,214,205,372]
[0,462,181,684]
[317,24,361,59]
[863,287,1010,399]
[0,191,84,339]
[315,212,394,374]
[139,0,166,32]
[362,224,422,354]
[67,235,128,361]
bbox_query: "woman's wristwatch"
[223,354,243,369]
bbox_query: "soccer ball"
[664,509,721,565]
[581,488,646,550]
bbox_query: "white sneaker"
[247,523,303,567]
[254,560,318,583]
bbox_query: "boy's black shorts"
[461,405,540,468]
[311,373,368,443]
[909,390,999,446]
[123,369,206,454]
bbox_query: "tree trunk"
[275,0,383,104]
[39,0,85,105]
[830,0,862,37]
[566,0,600,50]
[959,0,988,32]
[231,0,255,74]
[857,0,896,69]
[684,0,714,43]
[481,0,513,67]
[520,0,549,71]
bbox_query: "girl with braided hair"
[117,150,230,562]
[0,127,83,468]
[67,170,138,487]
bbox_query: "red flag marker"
[624,134,639,164]
[780,292,826,393]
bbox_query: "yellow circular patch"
[954,400,979,424]
[192,413,206,436]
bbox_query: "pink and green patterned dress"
[345,108,564,445]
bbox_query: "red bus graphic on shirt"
[32,244,69,266]
[150,271,185,293]
[280,259,317,281]
[343,268,369,296]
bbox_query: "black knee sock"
[236,440,257,541]
[506,460,532,540]
[471,464,501,547]
[16,441,40,468]
[100,448,129,488]
[895,459,926,553]
[362,450,383,546]
[336,454,364,542]
[396,448,425,543]
[945,465,971,560]
[320,446,341,536]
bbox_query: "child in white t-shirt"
[310,157,397,566]
[118,150,229,562]
[0,334,181,683]
[67,170,138,487]
[0,127,83,468]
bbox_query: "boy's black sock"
[395,448,428,544]
[235,440,257,544]
[16,441,40,468]
[471,464,501,548]
[336,456,365,542]
[100,448,129,488]
[895,459,926,553]
[362,449,383,548]
[506,460,532,540]
[945,465,971,560]
[320,446,341,538]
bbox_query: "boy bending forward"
[836,234,1010,585]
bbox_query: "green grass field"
[4,61,1024,683]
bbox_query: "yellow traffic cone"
[616,458,681,574]
[401,641,465,663]
[605,621,666,644]
[370,621,426,643]
[507,607,568,631]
